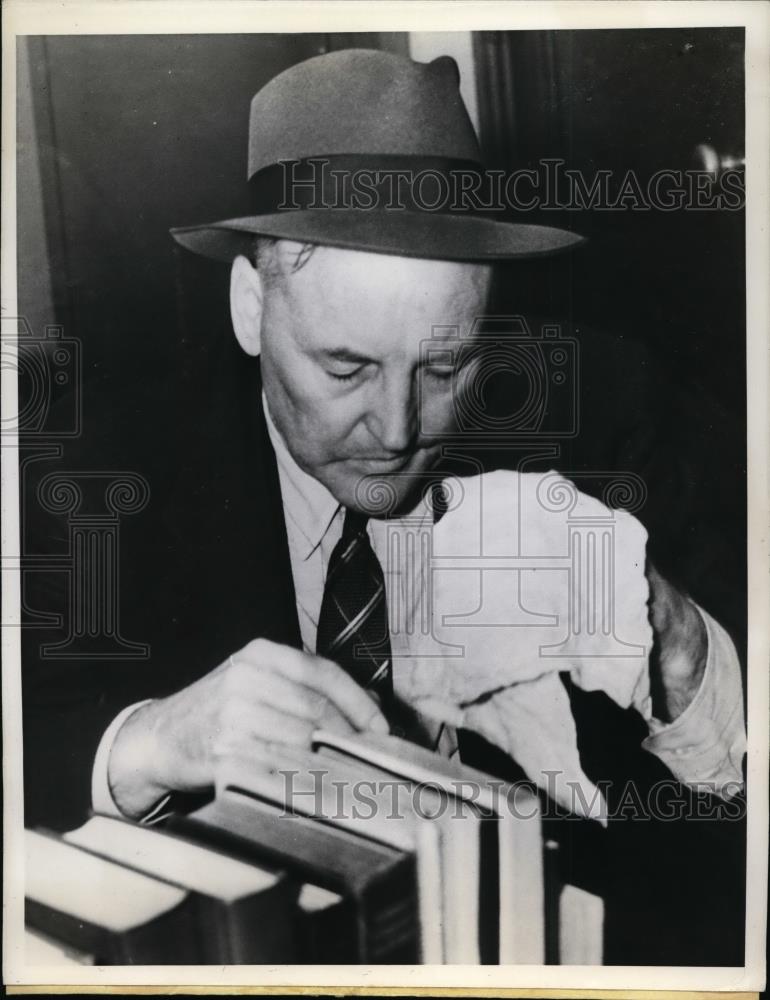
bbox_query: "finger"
[300,656,389,734]
[219,653,358,748]
[316,697,357,735]
[227,644,327,720]
[259,672,363,736]
[242,640,389,734]
[213,701,315,757]
[248,670,327,722]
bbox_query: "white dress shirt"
[92,396,746,816]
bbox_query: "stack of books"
[24,731,603,965]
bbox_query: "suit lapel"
[159,355,301,684]
[246,360,302,649]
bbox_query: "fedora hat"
[170,48,584,263]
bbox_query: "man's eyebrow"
[320,347,377,365]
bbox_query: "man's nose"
[368,375,417,453]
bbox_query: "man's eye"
[327,367,363,382]
[426,365,455,380]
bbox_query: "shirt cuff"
[91,700,172,823]
[642,602,746,799]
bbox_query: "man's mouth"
[340,445,439,475]
[354,454,413,471]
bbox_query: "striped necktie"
[316,509,392,703]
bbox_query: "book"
[25,927,94,967]
[25,829,198,964]
[64,814,298,963]
[315,743,483,963]
[558,883,604,965]
[312,729,547,964]
[170,790,418,963]
[219,743,420,851]
[296,883,350,964]
[216,741,445,962]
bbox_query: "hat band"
[249,155,486,217]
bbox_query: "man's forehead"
[270,239,492,299]
[256,240,492,363]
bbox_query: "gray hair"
[253,237,317,287]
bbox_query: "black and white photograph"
[2,0,768,991]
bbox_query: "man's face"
[257,243,491,514]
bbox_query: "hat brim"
[170,209,585,263]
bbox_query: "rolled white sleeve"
[91,700,171,823]
[642,603,746,798]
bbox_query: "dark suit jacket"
[21,322,746,965]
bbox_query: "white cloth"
[92,406,746,821]
[397,469,653,706]
[394,470,745,819]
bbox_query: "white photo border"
[2,1,768,991]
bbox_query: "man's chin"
[335,455,443,518]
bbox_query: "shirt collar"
[262,393,341,559]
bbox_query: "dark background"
[17,26,747,632]
[16,31,748,966]
[475,28,745,416]
[17,28,745,414]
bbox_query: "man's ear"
[229,254,264,356]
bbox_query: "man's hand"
[107,638,389,820]
[646,563,708,723]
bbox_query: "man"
[23,49,746,963]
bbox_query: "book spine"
[543,838,561,965]
[295,896,357,963]
[25,899,108,960]
[207,886,300,964]
[168,815,360,962]
[361,857,419,963]
[25,897,200,965]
